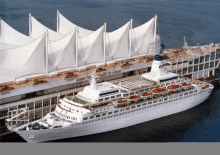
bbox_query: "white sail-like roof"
[131,17,155,57]
[105,21,131,62]
[48,30,76,73]
[0,19,35,45]
[0,34,46,83]
[77,25,105,68]
[57,11,94,37]
[0,41,19,50]
[29,15,66,42]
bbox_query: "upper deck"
[164,43,220,63]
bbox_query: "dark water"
[1,0,220,142]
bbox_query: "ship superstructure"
[6,55,213,143]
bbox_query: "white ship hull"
[16,88,212,143]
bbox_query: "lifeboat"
[112,98,128,107]
[140,92,152,100]
[167,84,182,92]
[182,83,191,89]
[152,88,167,95]
[127,95,140,102]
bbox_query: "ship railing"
[5,106,30,130]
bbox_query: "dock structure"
[0,74,141,120]
[163,44,220,80]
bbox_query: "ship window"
[164,98,168,101]
[148,102,152,105]
[131,106,135,109]
[184,92,188,95]
[90,116,94,119]
[102,113,106,116]
[194,90,198,93]
[83,117,88,120]
[179,94,183,97]
[114,110,118,113]
[126,107,130,110]
[108,112,113,115]
[96,115,100,118]
[160,76,178,83]
[189,91,193,94]
[105,97,109,101]
[137,105,141,107]
[100,90,119,97]
[99,99,103,102]
[111,96,115,99]
[142,103,146,106]
[76,110,79,113]
[117,94,121,98]
[123,94,128,97]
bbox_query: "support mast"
[104,23,106,64]
[76,29,78,69]
[29,13,32,36]
[57,10,59,32]
[154,15,157,54]
[129,19,133,58]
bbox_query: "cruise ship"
[5,55,214,143]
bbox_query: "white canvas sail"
[48,30,76,73]
[16,35,46,78]
[131,17,156,56]
[57,11,94,37]
[0,19,35,45]
[0,41,20,50]
[105,21,131,62]
[0,34,46,82]
[77,25,105,68]
[29,15,66,42]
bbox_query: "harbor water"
[0,0,220,142]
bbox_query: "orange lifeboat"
[167,84,182,92]
[128,95,140,102]
[153,88,167,94]
[140,92,152,100]
[182,83,191,89]
[113,99,128,107]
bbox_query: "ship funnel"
[141,55,179,83]
[90,69,99,90]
